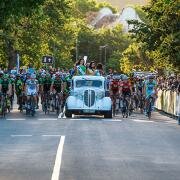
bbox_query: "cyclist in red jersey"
[109,75,120,116]
[119,76,132,97]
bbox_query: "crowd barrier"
[155,90,180,117]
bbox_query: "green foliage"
[134,5,148,23]
[0,0,129,71]
[76,24,130,71]
[0,0,77,69]
[128,0,180,73]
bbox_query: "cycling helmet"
[41,73,46,78]
[55,72,61,77]
[3,74,9,79]
[16,73,21,77]
[113,75,120,80]
[45,73,51,78]
[31,74,36,79]
[122,75,129,80]
[0,71,4,76]
[148,75,154,79]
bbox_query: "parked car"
[65,76,112,118]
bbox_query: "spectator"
[86,61,96,75]
[95,63,104,76]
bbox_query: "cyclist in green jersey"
[42,73,52,93]
[50,73,64,111]
[0,74,12,112]
[40,73,52,104]
[50,73,64,93]
[14,74,23,110]
[0,74,12,96]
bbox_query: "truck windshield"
[76,80,103,88]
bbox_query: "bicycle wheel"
[30,96,35,117]
[111,96,115,117]
[2,99,7,118]
[139,96,144,114]
[56,98,60,115]
[18,95,23,112]
[121,98,128,118]
[147,98,153,119]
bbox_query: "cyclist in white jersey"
[25,74,39,108]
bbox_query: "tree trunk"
[7,40,16,70]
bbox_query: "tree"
[128,0,180,73]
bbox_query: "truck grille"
[84,90,95,107]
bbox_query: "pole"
[76,39,78,61]
[99,47,102,63]
[16,53,20,73]
[53,43,56,68]
[104,46,107,73]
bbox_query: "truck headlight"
[74,92,83,100]
[96,91,104,99]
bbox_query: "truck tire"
[65,105,72,118]
[104,109,112,118]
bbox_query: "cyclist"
[120,75,132,98]
[119,76,133,114]
[143,75,158,115]
[25,73,39,109]
[110,75,120,96]
[136,76,145,112]
[40,73,52,109]
[9,73,15,109]
[50,73,64,111]
[0,74,12,112]
[27,64,36,75]
[14,74,24,110]
[109,75,120,115]
[0,71,3,82]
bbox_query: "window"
[76,80,103,88]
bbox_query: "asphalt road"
[0,106,180,180]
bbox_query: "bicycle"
[51,92,63,115]
[120,95,129,118]
[42,92,50,114]
[111,94,120,117]
[138,93,145,114]
[26,94,36,116]
[0,93,11,117]
[146,95,154,119]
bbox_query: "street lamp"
[99,45,108,72]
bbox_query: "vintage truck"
[65,76,112,118]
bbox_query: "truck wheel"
[65,106,72,118]
[104,109,112,118]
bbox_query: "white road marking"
[165,120,178,124]
[42,135,62,137]
[103,119,122,122]
[132,119,154,123]
[70,118,90,121]
[38,118,57,121]
[6,118,26,121]
[11,135,32,137]
[51,136,65,180]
